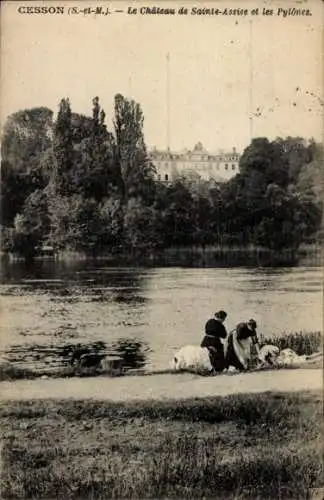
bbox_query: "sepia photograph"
[0,0,323,498]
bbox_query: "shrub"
[262,331,322,356]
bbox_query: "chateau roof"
[149,144,239,157]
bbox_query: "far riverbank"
[1,242,322,267]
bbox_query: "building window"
[225,164,228,170]
[165,162,169,168]
[232,164,236,170]
[165,174,168,181]
[158,174,161,181]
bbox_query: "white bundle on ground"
[258,345,280,365]
[276,348,307,366]
[259,346,323,367]
[305,351,323,361]
[171,345,213,374]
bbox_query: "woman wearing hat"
[201,310,228,372]
[224,319,260,371]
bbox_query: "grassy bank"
[1,391,322,499]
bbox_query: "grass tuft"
[262,331,322,356]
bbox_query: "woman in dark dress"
[201,310,227,372]
[224,319,260,371]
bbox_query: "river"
[0,260,322,373]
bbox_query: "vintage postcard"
[1,0,323,498]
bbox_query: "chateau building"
[149,142,240,183]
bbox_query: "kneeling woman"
[225,319,260,371]
[201,310,227,372]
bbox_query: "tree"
[213,137,322,249]
[1,107,53,172]
[98,196,124,252]
[47,194,99,253]
[123,199,162,254]
[297,141,324,204]
[253,183,321,251]
[153,181,195,246]
[274,136,312,183]
[1,108,54,225]
[217,137,293,247]
[215,175,256,245]
[47,194,74,250]
[79,97,120,200]
[1,160,30,226]
[9,190,50,260]
[71,113,95,144]
[69,98,123,200]
[191,193,214,247]
[53,98,74,195]
[239,137,289,191]
[208,183,227,245]
[113,94,156,204]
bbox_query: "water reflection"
[237,267,322,294]
[110,339,150,369]
[0,259,150,290]
[0,264,151,307]
[114,292,148,304]
[3,338,151,374]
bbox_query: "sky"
[1,0,323,153]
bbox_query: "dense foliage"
[1,96,322,260]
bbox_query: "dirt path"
[0,368,322,402]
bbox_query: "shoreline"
[1,242,322,266]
